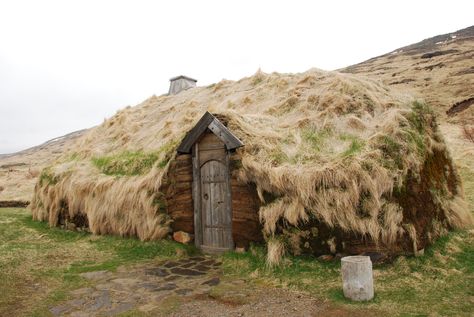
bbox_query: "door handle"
[203,193,209,200]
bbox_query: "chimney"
[168,75,197,95]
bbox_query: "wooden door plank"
[192,144,202,248]
[195,131,234,252]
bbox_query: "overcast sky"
[0,0,472,154]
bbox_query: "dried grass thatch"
[30,69,472,255]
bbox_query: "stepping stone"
[87,290,111,311]
[50,304,72,316]
[66,298,86,308]
[175,288,193,295]
[201,259,215,266]
[202,277,220,286]
[155,283,177,291]
[189,256,206,262]
[164,275,180,281]
[194,265,211,272]
[139,282,160,290]
[163,261,179,268]
[180,262,195,268]
[170,267,205,276]
[104,303,135,316]
[145,268,170,277]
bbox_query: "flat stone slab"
[104,303,135,316]
[87,290,111,311]
[50,304,72,316]
[163,261,180,268]
[202,277,220,286]
[175,288,193,295]
[194,264,211,272]
[50,256,222,316]
[145,267,170,277]
[155,283,177,291]
[170,267,206,276]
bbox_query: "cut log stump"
[341,256,374,301]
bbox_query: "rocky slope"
[0,130,86,202]
[342,25,473,124]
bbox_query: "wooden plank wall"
[163,152,263,248]
[163,154,194,233]
[229,153,263,248]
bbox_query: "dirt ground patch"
[1,208,472,316]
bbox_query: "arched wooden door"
[192,132,234,253]
[200,160,233,251]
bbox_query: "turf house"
[30,69,473,263]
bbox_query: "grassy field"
[0,208,196,317]
[0,206,472,316]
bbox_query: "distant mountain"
[342,25,474,125]
[0,129,87,201]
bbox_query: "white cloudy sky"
[0,0,472,154]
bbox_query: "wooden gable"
[177,112,244,154]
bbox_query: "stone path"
[49,256,354,316]
[50,256,223,316]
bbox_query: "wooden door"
[192,132,233,252]
[200,160,233,251]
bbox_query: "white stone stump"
[341,256,374,301]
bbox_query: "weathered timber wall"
[164,154,194,233]
[163,152,262,248]
[229,153,263,247]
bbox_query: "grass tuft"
[92,151,159,176]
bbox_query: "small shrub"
[39,168,59,186]
[407,101,433,134]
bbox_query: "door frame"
[192,142,233,250]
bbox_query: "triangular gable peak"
[177,112,244,154]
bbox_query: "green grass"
[1,206,472,316]
[91,141,179,176]
[302,126,332,151]
[92,151,160,176]
[340,133,365,157]
[221,229,474,316]
[38,167,59,186]
[269,146,289,165]
[0,208,195,317]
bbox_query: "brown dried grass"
[30,69,471,249]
